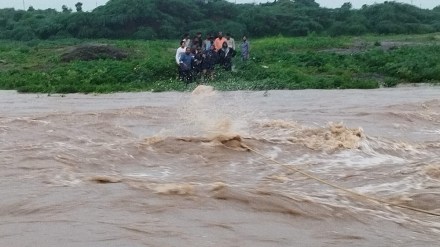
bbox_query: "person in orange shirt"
[214,32,227,51]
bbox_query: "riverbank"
[0,33,439,93]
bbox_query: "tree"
[341,2,352,10]
[62,5,72,13]
[293,0,320,8]
[336,2,353,21]
[75,2,83,12]
[27,6,35,12]
[0,0,439,40]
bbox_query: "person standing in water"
[240,35,250,61]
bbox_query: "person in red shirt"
[214,32,227,51]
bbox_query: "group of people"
[175,31,250,83]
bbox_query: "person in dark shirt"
[201,45,218,81]
[193,47,204,82]
[218,41,236,71]
[192,32,202,50]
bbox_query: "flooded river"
[0,85,439,246]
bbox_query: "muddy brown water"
[0,85,439,246]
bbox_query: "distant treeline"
[1,0,440,41]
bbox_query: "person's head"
[222,41,228,49]
[196,32,202,37]
[210,45,215,50]
[242,35,247,42]
[180,40,185,48]
[218,31,223,38]
[226,33,231,40]
[206,34,211,40]
[185,47,191,54]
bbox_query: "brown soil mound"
[214,134,250,151]
[61,44,128,62]
[175,134,250,151]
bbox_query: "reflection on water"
[0,86,439,247]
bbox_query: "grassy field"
[1,33,439,93]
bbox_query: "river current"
[0,85,439,246]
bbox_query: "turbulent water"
[0,85,439,247]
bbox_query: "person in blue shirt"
[179,47,195,84]
[240,35,250,61]
[203,34,213,51]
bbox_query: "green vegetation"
[1,0,439,93]
[0,0,440,41]
[1,34,439,93]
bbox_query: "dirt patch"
[322,40,368,55]
[61,44,128,62]
[321,40,424,55]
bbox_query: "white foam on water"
[178,85,252,138]
[124,173,152,178]
[419,129,440,134]
[354,178,424,195]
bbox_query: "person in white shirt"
[225,33,236,50]
[182,33,191,48]
[175,40,186,80]
[176,40,186,64]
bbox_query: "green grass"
[0,34,439,93]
